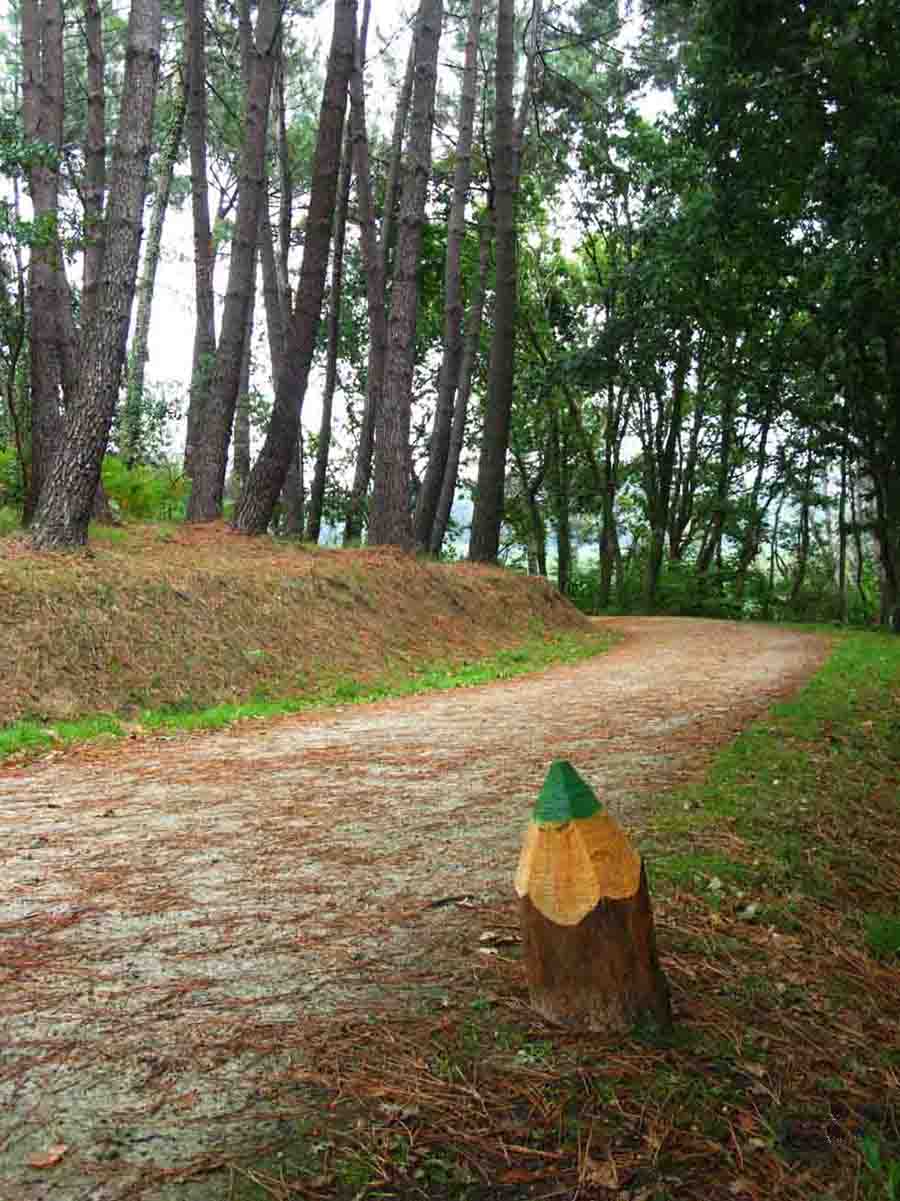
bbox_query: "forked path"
[1,618,828,1199]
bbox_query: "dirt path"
[1,618,829,1200]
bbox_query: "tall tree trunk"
[696,338,738,576]
[871,469,900,628]
[430,209,492,555]
[837,443,849,623]
[549,406,571,596]
[413,0,483,549]
[274,57,293,302]
[183,0,217,479]
[641,328,691,610]
[281,435,305,535]
[123,67,187,464]
[788,452,815,608]
[369,0,443,547]
[380,36,416,288]
[848,468,872,620]
[342,0,387,544]
[512,447,547,576]
[31,0,163,548]
[226,0,261,498]
[80,0,106,330]
[598,385,630,610]
[667,350,708,560]
[20,0,65,524]
[231,236,259,495]
[306,122,352,544]
[260,205,288,376]
[186,0,280,521]
[2,177,28,496]
[468,0,517,562]
[232,328,252,490]
[733,388,776,605]
[233,0,357,534]
[764,489,786,620]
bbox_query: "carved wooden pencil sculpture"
[515,760,671,1033]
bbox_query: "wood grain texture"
[520,863,671,1033]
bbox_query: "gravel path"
[0,618,829,1200]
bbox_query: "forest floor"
[1,582,859,1201]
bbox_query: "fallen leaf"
[729,1178,755,1196]
[27,1144,68,1169]
[584,1156,618,1188]
[738,1061,767,1079]
[500,1167,543,1184]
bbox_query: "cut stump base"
[520,863,671,1034]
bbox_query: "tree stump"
[515,761,671,1033]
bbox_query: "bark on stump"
[515,761,671,1034]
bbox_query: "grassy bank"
[0,522,595,756]
[0,628,612,760]
[225,629,900,1201]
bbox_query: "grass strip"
[221,628,900,1201]
[0,629,614,760]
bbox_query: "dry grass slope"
[0,523,589,726]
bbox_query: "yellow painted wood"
[514,812,642,926]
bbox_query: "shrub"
[0,446,24,508]
[101,456,190,521]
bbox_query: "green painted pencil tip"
[533,760,601,823]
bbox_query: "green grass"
[0,713,124,757]
[646,629,900,900]
[0,629,614,759]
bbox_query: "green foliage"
[0,446,24,507]
[100,456,189,521]
[863,914,900,963]
[0,505,19,534]
[861,1135,900,1201]
[114,378,184,467]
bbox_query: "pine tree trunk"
[429,211,492,555]
[640,329,691,609]
[342,0,387,544]
[31,0,163,549]
[379,37,416,287]
[552,416,571,596]
[837,445,849,623]
[80,0,106,331]
[20,0,65,525]
[413,0,482,550]
[468,0,517,562]
[183,0,217,480]
[231,260,256,491]
[232,0,356,535]
[369,0,443,548]
[306,122,352,544]
[733,388,776,606]
[281,433,305,536]
[124,68,187,465]
[186,0,279,521]
[260,204,288,377]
